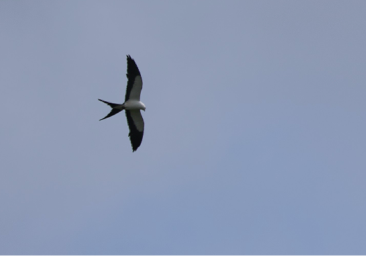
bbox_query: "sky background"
[1,0,366,254]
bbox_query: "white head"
[141,102,146,111]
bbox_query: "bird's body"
[99,55,145,152]
[124,100,146,110]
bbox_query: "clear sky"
[1,0,366,254]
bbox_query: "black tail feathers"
[98,99,124,121]
[98,99,119,108]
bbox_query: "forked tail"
[98,99,124,121]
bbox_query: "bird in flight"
[99,55,145,152]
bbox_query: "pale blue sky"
[1,0,366,254]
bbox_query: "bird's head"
[141,103,146,111]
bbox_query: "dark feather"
[98,99,123,121]
[125,110,144,151]
[125,55,141,102]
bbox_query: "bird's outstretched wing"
[125,55,143,102]
[125,110,144,151]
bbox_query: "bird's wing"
[125,110,144,151]
[125,55,143,102]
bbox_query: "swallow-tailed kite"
[99,55,145,152]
